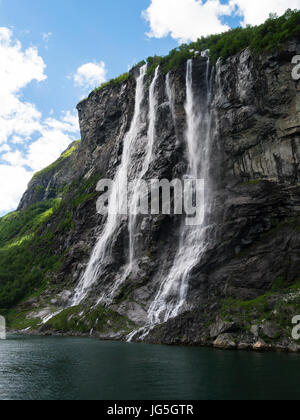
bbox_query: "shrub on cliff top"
[94,72,129,93]
[88,10,299,92]
[146,9,300,75]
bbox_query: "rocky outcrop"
[13,40,300,351]
[253,340,269,351]
[210,320,236,339]
[213,334,237,350]
[18,140,81,211]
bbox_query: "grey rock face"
[253,340,269,351]
[18,42,300,347]
[213,334,237,349]
[250,325,259,338]
[210,320,236,339]
[261,321,281,339]
[18,141,81,211]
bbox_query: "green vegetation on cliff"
[32,140,80,181]
[93,72,129,93]
[89,9,300,93]
[146,9,300,75]
[55,174,98,233]
[0,139,99,312]
[219,280,300,344]
[45,304,136,335]
[0,199,63,310]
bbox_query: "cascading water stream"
[147,58,213,325]
[71,65,147,306]
[98,66,161,304]
[67,55,217,345]
[166,72,175,122]
[128,66,160,272]
[128,58,214,342]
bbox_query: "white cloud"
[26,132,73,172]
[0,27,12,43]
[0,165,33,214]
[0,28,80,215]
[143,0,300,42]
[143,0,233,42]
[0,26,46,145]
[2,111,79,172]
[44,110,79,133]
[21,113,79,172]
[73,62,107,88]
[11,136,23,145]
[2,150,27,167]
[231,0,300,26]
[0,144,11,153]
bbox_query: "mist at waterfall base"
[1,335,300,400]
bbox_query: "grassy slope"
[0,141,85,313]
[0,199,63,311]
[0,174,101,314]
[44,305,136,335]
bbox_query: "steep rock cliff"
[6,40,300,349]
[18,141,81,211]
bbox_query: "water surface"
[0,335,299,400]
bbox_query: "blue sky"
[1,0,176,117]
[0,0,241,117]
[0,0,298,216]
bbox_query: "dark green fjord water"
[1,335,300,400]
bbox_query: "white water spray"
[146,59,213,325]
[166,72,175,122]
[128,66,160,272]
[72,65,147,306]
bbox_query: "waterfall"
[147,59,213,325]
[166,72,175,121]
[70,56,216,344]
[102,66,160,303]
[166,73,172,104]
[185,59,201,177]
[128,66,160,272]
[71,65,147,306]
